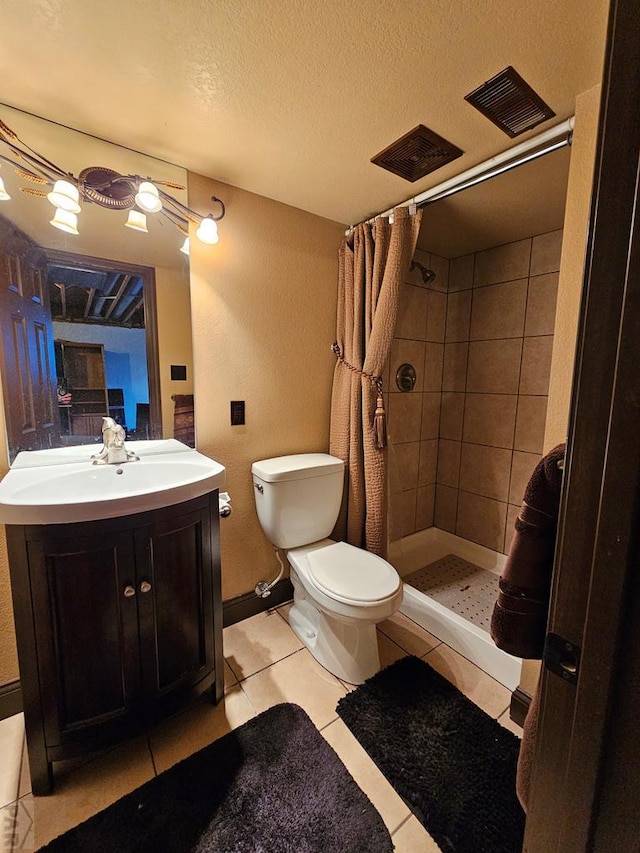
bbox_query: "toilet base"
[288,570,381,684]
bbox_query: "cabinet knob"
[123,585,136,598]
[140,581,152,594]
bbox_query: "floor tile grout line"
[377,623,443,656]
[10,732,26,810]
[224,645,308,684]
[236,680,260,718]
[390,811,417,838]
[146,732,159,777]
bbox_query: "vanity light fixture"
[134,181,162,213]
[195,215,219,245]
[125,209,149,233]
[49,207,79,235]
[47,179,81,213]
[0,116,225,251]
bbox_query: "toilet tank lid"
[251,453,344,483]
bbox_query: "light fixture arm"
[160,192,225,224]
[0,120,69,182]
[0,115,225,249]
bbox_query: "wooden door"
[524,0,640,848]
[0,220,59,457]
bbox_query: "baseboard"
[223,578,294,628]
[0,680,22,720]
[510,686,532,728]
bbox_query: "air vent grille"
[465,66,555,137]
[371,125,463,182]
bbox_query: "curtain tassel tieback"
[331,342,387,449]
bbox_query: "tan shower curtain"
[329,205,422,555]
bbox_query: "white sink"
[0,441,225,525]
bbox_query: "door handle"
[543,633,581,684]
[140,580,152,594]
[123,585,136,598]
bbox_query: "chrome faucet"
[92,417,139,465]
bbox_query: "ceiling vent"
[371,125,463,182]
[464,66,556,137]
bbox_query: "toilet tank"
[251,453,345,549]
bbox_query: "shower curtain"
[329,206,422,555]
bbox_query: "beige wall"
[188,172,344,600]
[520,84,602,698]
[544,85,602,452]
[156,265,194,438]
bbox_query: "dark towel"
[491,443,565,659]
[490,442,565,812]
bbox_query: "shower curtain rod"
[346,116,575,235]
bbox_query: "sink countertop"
[0,440,225,525]
[10,438,194,469]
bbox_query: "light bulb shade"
[50,208,79,235]
[135,181,162,213]
[196,216,219,244]
[0,176,10,201]
[47,179,81,213]
[180,237,190,256]
[125,210,148,232]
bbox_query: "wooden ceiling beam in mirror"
[49,268,145,328]
[83,287,95,319]
[104,275,132,321]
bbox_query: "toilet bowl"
[286,538,402,683]
[251,453,402,684]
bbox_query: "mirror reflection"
[0,104,194,463]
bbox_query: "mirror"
[0,103,194,462]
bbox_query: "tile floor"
[0,606,522,852]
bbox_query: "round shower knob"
[396,363,417,392]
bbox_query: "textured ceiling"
[0,0,609,228]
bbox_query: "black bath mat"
[38,703,393,853]
[336,656,525,853]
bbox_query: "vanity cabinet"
[7,491,224,795]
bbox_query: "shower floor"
[404,554,499,632]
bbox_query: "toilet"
[251,453,402,684]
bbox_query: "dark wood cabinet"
[7,491,223,795]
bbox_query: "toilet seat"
[306,541,400,605]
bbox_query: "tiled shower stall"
[387,228,562,556]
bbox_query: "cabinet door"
[136,501,215,704]
[28,528,142,748]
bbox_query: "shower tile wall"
[437,229,562,554]
[387,248,448,541]
[387,230,562,554]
